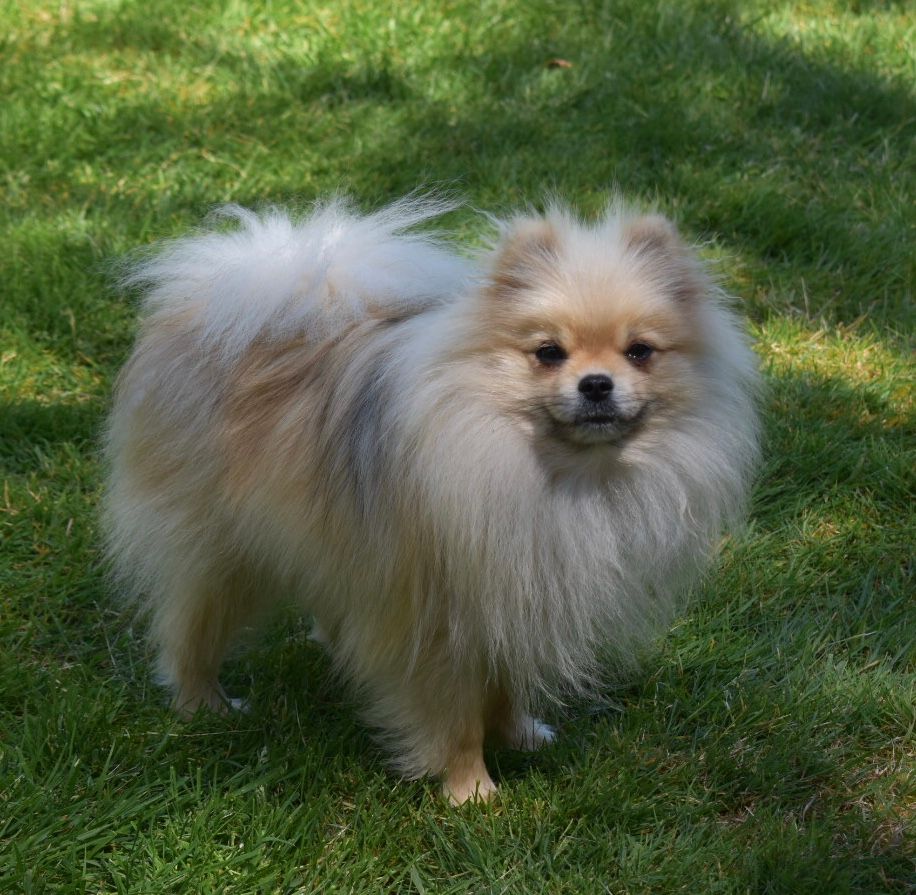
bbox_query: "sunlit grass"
[1,0,913,892]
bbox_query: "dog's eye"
[535,342,568,365]
[625,342,654,365]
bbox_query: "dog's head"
[472,207,729,454]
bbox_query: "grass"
[1,0,913,891]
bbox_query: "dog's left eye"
[625,343,654,365]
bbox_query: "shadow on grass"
[3,366,909,889]
[7,335,910,716]
[12,1,913,342]
[99,360,912,779]
[0,397,105,474]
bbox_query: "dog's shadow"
[99,354,912,813]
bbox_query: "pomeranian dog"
[104,195,759,803]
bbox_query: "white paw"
[308,620,329,646]
[227,696,251,714]
[506,715,556,751]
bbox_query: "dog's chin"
[548,405,649,447]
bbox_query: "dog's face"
[525,316,679,447]
[476,211,709,450]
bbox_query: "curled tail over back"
[121,195,473,357]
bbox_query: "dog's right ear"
[488,218,559,298]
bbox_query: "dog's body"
[105,197,759,802]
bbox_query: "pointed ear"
[489,217,559,298]
[623,214,681,255]
[623,214,706,302]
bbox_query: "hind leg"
[150,565,259,717]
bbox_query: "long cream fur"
[104,196,760,803]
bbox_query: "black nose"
[578,373,614,402]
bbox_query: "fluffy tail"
[121,194,472,357]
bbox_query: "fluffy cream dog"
[104,196,759,803]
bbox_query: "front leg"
[441,712,497,804]
[500,712,556,751]
[361,657,497,804]
[487,689,556,752]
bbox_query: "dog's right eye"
[535,343,568,365]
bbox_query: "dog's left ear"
[489,217,559,299]
[623,214,706,303]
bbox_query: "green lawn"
[1,1,913,892]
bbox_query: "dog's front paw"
[444,771,498,806]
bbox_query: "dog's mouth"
[551,404,649,446]
[576,414,619,426]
